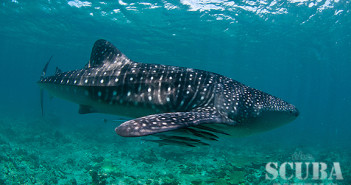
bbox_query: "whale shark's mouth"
[240,108,299,133]
[240,107,300,130]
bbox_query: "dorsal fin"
[87,39,126,68]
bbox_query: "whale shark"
[38,39,299,146]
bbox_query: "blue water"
[1,0,350,184]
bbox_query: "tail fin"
[41,55,53,80]
[40,56,53,116]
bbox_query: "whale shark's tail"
[40,56,53,116]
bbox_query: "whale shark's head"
[227,87,299,135]
[253,96,299,130]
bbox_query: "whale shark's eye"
[289,109,299,117]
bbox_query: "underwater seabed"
[0,115,350,185]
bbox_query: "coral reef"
[0,116,350,184]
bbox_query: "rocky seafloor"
[0,115,350,185]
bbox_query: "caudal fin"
[40,56,53,116]
[41,55,53,80]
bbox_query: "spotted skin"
[38,39,299,145]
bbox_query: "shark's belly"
[86,102,159,118]
[39,83,160,118]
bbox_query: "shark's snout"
[291,107,299,117]
[285,103,299,119]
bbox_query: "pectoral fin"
[115,111,227,137]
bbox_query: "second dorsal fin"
[87,39,127,68]
[55,67,62,74]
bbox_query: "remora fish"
[38,39,299,146]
